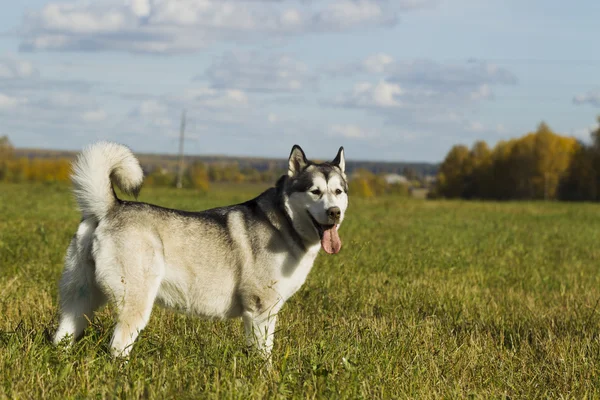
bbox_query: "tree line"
[434,118,600,201]
[1,136,436,197]
[0,136,280,191]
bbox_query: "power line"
[176,109,186,189]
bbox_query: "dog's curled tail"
[71,141,143,221]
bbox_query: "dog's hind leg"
[108,275,161,358]
[97,239,164,358]
[54,220,107,346]
[109,283,159,358]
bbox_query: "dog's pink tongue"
[321,225,341,254]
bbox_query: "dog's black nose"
[327,207,341,223]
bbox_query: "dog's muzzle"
[327,206,341,224]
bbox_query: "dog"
[53,142,348,357]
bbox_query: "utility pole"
[176,110,186,189]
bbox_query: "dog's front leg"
[243,311,277,357]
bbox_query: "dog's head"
[283,144,348,254]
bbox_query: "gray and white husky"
[53,142,348,357]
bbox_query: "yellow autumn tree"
[0,136,14,181]
[530,123,579,199]
[436,145,470,198]
[488,139,517,199]
[464,141,492,198]
[437,122,579,200]
[559,144,598,201]
[352,177,374,198]
[145,168,175,187]
[187,162,210,192]
[349,169,402,197]
[26,158,71,182]
[502,123,578,199]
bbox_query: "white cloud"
[571,123,600,139]
[81,109,108,122]
[18,0,438,54]
[573,91,600,107]
[466,121,485,132]
[329,123,376,139]
[127,87,249,130]
[0,93,27,109]
[362,53,394,74]
[314,0,396,30]
[280,8,303,28]
[449,118,507,136]
[330,67,511,144]
[0,58,39,79]
[131,99,169,117]
[328,57,518,139]
[325,57,516,106]
[0,56,101,135]
[128,0,151,18]
[323,52,394,76]
[44,91,93,108]
[203,51,316,92]
[469,84,493,101]
[40,3,129,34]
[123,85,255,141]
[335,80,403,108]
[387,59,517,91]
[128,99,174,131]
[172,88,249,109]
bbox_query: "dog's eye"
[335,189,343,195]
[311,189,321,196]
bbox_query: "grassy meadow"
[2,182,600,398]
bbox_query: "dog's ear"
[332,146,345,173]
[288,145,308,177]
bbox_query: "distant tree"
[436,145,470,198]
[489,139,517,199]
[493,123,577,199]
[352,177,374,198]
[349,169,408,198]
[591,116,600,151]
[0,136,14,160]
[464,141,492,199]
[508,132,538,198]
[559,116,600,201]
[208,165,222,182]
[532,123,579,199]
[27,159,70,182]
[387,182,410,196]
[0,135,14,181]
[402,167,419,181]
[6,158,28,183]
[559,143,598,201]
[241,167,262,183]
[437,122,580,200]
[145,168,175,187]
[187,162,210,192]
[208,163,245,183]
[260,169,280,183]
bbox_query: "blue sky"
[0,0,599,162]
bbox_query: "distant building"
[384,174,409,185]
[424,175,437,185]
[410,188,430,199]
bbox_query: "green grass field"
[2,182,600,398]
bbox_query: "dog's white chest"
[272,244,321,301]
